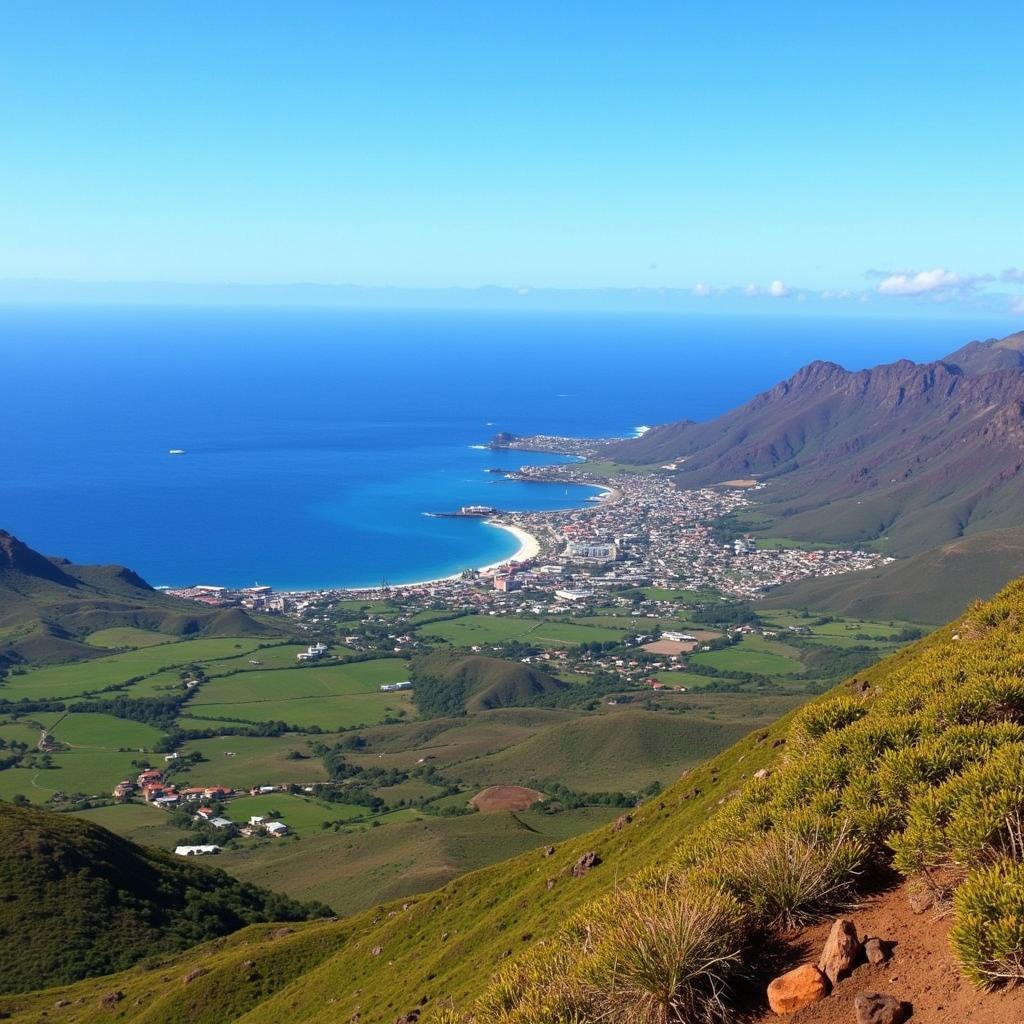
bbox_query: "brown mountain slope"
[607,332,1024,556]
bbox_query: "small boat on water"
[168,449,186,456]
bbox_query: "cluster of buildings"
[116,767,293,849]
[495,458,889,600]
[114,767,231,808]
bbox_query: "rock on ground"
[766,964,829,1015]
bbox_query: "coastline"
[369,519,543,592]
[479,520,541,571]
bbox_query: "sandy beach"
[479,520,542,570]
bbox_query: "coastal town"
[165,434,890,621]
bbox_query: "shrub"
[709,824,865,929]
[582,883,747,1024]
[951,860,1024,987]
[789,695,867,751]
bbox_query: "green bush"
[951,860,1024,987]
[583,883,747,1024]
[708,824,865,929]
[789,695,867,750]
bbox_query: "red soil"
[750,882,1024,1023]
[469,785,544,813]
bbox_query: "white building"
[564,541,619,562]
[175,845,220,856]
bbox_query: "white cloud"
[769,280,791,298]
[692,282,712,297]
[876,268,965,296]
[743,283,761,296]
[1011,296,1024,315]
[1002,268,1024,284]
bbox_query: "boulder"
[182,967,210,984]
[818,918,861,983]
[613,814,633,831]
[853,992,909,1024]
[766,964,829,1015]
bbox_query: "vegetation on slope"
[0,802,330,994]
[9,581,1024,1021]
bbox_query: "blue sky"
[1,1,1022,314]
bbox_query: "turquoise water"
[0,306,1016,588]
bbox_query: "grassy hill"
[410,650,568,715]
[7,580,1024,1020]
[446,706,800,791]
[0,529,284,668]
[0,802,330,995]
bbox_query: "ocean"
[1,306,1018,589]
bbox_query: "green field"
[0,637,268,700]
[68,802,186,850]
[418,614,626,648]
[373,778,446,805]
[84,627,179,649]
[190,659,409,704]
[178,735,332,789]
[186,658,413,729]
[652,670,736,690]
[226,793,367,832]
[0,748,145,802]
[638,587,718,602]
[189,693,414,729]
[689,634,805,675]
[0,721,42,746]
[443,700,803,792]
[48,712,164,750]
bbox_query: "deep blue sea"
[1,307,1018,589]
